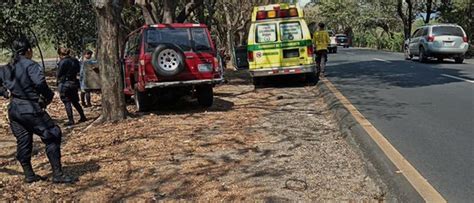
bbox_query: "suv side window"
[422,28,428,36]
[413,29,422,38]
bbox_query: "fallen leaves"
[0,73,386,201]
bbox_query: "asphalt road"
[325,48,474,202]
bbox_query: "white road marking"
[373,58,392,63]
[441,74,474,83]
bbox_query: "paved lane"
[326,48,474,202]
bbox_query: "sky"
[299,0,311,6]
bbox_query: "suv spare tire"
[152,44,185,77]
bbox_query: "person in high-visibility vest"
[312,22,330,76]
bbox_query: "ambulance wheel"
[306,72,318,85]
[252,77,263,87]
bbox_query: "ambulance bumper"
[249,64,316,77]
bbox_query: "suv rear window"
[280,22,303,41]
[191,28,212,52]
[146,28,191,52]
[432,26,464,37]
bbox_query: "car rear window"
[256,23,277,43]
[432,26,464,37]
[280,22,303,41]
[191,28,212,52]
[146,28,192,52]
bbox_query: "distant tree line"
[305,0,473,52]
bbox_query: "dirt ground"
[0,70,386,201]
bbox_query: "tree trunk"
[397,0,414,40]
[163,0,176,23]
[93,0,127,122]
[424,0,433,24]
[176,0,204,23]
[223,3,235,68]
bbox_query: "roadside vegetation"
[304,0,473,55]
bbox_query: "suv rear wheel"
[152,44,185,77]
[454,56,464,64]
[196,84,213,107]
[419,47,428,63]
[134,87,152,112]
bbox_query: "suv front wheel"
[196,85,213,107]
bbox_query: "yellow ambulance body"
[247,3,316,78]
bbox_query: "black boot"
[64,102,75,126]
[21,163,46,183]
[52,168,76,184]
[52,172,76,184]
[73,102,87,122]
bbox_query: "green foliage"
[0,2,96,57]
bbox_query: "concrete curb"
[316,80,424,202]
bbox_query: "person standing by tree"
[312,22,330,77]
[80,49,93,107]
[57,48,87,126]
[0,37,75,183]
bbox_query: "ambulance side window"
[280,22,303,41]
[256,23,277,43]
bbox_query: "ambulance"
[247,3,317,84]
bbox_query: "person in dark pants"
[312,22,330,77]
[0,37,75,183]
[57,48,86,126]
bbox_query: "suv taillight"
[248,51,254,62]
[307,46,314,56]
[427,35,435,42]
[463,36,468,42]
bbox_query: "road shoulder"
[316,78,429,202]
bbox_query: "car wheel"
[419,47,427,63]
[454,57,464,64]
[134,86,152,112]
[252,77,263,87]
[334,48,337,53]
[306,72,318,85]
[196,84,213,107]
[152,44,185,77]
[404,46,412,60]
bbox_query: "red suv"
[122,24,223,111]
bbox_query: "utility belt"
[60,77,78,84]
[11,94,39,102]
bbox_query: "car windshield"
[432,26,464,37]
[146,28,191,52]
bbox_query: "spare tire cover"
[152,44,185,77]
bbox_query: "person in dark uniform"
[0,37,75,183]
[57,48,86,126]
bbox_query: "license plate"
[198,64,212,72]
[443,41,454,46]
